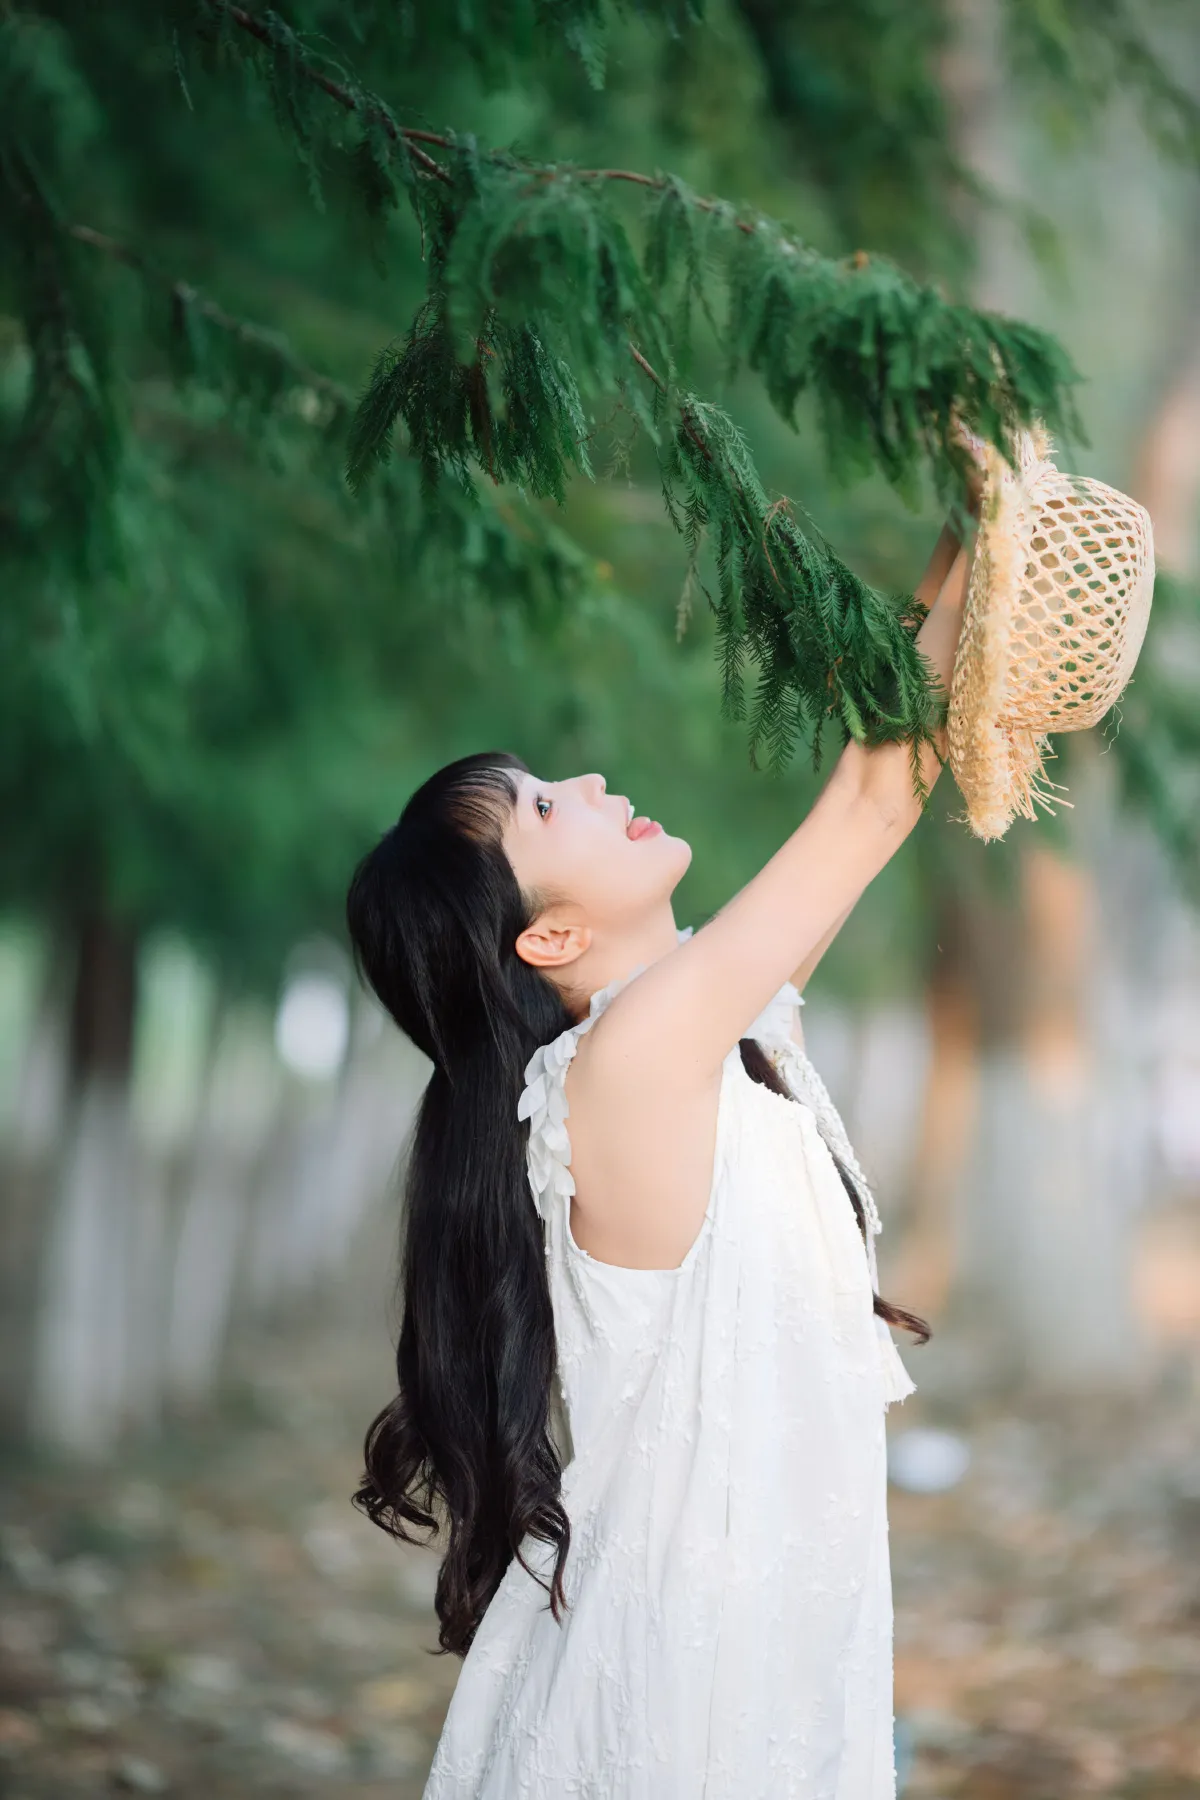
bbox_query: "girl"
[346,513,975,1799]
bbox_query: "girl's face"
[502,769,691,933]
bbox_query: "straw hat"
[947,424,1155,841]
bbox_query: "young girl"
[346,515,974,1799]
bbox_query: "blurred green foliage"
[1,0,1196,999]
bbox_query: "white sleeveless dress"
[422,955,916,1800]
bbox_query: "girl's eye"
[535,794,552,821]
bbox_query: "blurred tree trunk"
[952,810,1145,1386]
[1130,192,1200,577]
[885,893,980,1320]
[921,0,1149,1390]
[30,909,141,1454]
[165,988,254,1409]
[1131,344,1200,579]
[244,987,410,1313]
[0,931,69,1434]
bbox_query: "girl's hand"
[914,540,971,699]
[950,417,990,519]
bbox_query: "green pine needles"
[4,0,1088,788]
[656,392,943,789]
[327,117,1078,779]
[195,1,1083,778]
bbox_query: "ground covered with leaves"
[2,1286,1198,1800]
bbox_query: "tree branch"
[220,4,453,185]
[628,341,727,466]
[73,221,695,487]
[216,4,810,249]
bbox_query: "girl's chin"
[629,824,691,872]
[632,824,681,848]
[662,831,693,872]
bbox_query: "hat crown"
[948,426,1155,841]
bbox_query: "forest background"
[3,1,1200,1795]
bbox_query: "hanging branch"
[47,218,605,624]
[627,343,942,781]
[202,1,1080,474]
[178,2,1083,776]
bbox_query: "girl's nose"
[582,772,607,803]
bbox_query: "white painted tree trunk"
[30,1075,137,1454]
[957,1050,1147,1387]
[245,993,421,1310]
[946,755,1156,1390]
[122,1151,172,1434]
[166,993,279,1404]
[26,911,148,1455]
[166,1140,253,1407]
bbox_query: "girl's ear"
[515,911,593,971]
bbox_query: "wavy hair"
[346,751,929,1658]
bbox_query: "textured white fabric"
[424,957,915,1800]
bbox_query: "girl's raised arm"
[594,536,972,1091]
[782,527,963,999]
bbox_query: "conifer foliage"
[3,0,1088,783]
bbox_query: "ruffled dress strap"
[516,968,633,1231]
[517,1023,589,1229]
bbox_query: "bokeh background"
[3,1,1200,1796]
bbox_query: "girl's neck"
[563,906,682,1020]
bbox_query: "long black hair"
[345,750,929,1659]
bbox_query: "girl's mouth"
[626,816,662,841]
